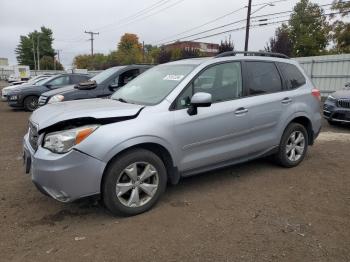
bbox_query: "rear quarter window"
[278,62,306,90]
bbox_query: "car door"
[173,62,254,173]
[241,60,286,150]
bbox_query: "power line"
[99,0,185,33]
[95,0,174,32]
[158,1,347,46]
[155,0,288,44]
[154,7,246,44]
[180,10,349,43]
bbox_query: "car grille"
[29,122,39,151]
[337,99,350,109]
[38,96,48,106]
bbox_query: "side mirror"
[46,84,52,89]
[187,92,212,116]
[109,83,120,91]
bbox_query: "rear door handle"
[282,97,293,104]
[235,107,248,115]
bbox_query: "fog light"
[9,95,18,101]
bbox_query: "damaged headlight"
[43,125,99,154]
[48,95,64,104]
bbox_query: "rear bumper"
[23,134,106,202]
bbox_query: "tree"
[218,37,235,54]
[73,53,117,70]
[157,47,172,64]
[265,24,293,56]
[15,26,56,69]
[39,56,63,70]
[180,48,201,59]
[289,0,330,57]
[330,1,350,53]
[115,33,143,64]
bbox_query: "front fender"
[103,135,177,164]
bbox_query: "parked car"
[38,65,152,106]
[6,73,90,111]
[7,74,19,83]
[1,75,52,101]
[323,82,350,125]
[23,51,321,216]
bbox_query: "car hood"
[3,83,32,92]
[8,84,39,93]
[332,90,350,99]
[30,98,144,130]
[42,85,75,97]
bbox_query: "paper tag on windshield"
[163,75,184,81]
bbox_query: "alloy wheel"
[286,131,305,162]
[116,162,159,208]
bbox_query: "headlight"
[43,125,99,154]
[48,95,64,104]
[327,95,336,103]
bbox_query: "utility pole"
[142,41,145,63]
[56,49,62,64]
[32,37,37,70]
[244,0,253,52]
[84,31,99,56]
[37,36,40,70]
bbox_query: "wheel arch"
[101,141,180,196]
[284,114,314,145]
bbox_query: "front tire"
[102,149,167,216]
[23,96,38,111]
[275,123,308,168]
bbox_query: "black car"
[6,73,90,111]
[38,65,152,106]
[324,84,350,125]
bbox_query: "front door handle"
[235,107,248,115]
[282,97,293,104]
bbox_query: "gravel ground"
[0,81,349,262]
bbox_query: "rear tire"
[275,123,308,168]
[23,96,38,111]
[102,149,167,216]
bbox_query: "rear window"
[246,61,283,95]
[278,62,306,90]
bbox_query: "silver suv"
[23,52,322,216]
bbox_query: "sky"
[0,0,333,68]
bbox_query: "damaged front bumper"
[23,133,106,202]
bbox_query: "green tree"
[289,0,330,57]
[73,53,116,70]
[330,0,350,53]
[218,38,235,54]
[39,56,63,70]
[15,26,56,69]
[115,33,143,64]
[265,24,293,57]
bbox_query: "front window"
[111,64,196,105]
[90,67,124,84]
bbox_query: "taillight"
[312,88,321,101]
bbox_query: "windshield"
[33,77,49,85]
[38,75,58,85]
[90,67,124,84]
[111,64,196,105]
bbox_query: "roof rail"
[215,51,290,59]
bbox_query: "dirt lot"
[0,82,349,262]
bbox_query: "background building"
[164,41,219,56]
[0,58,9,66]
